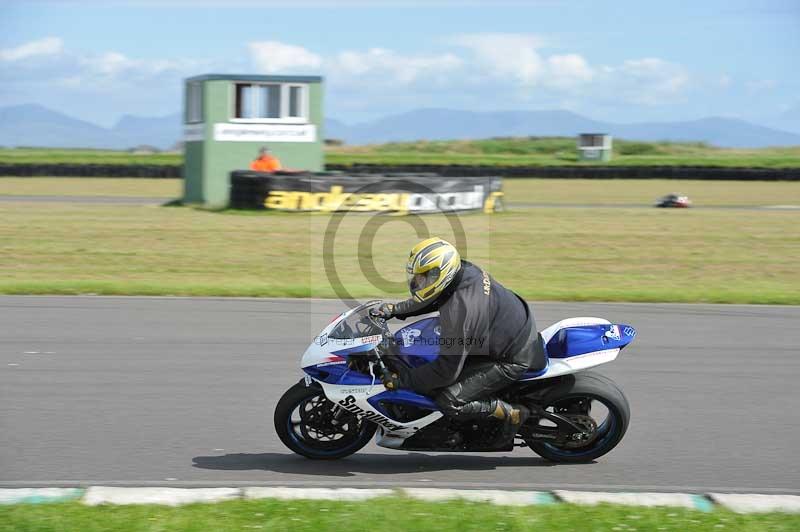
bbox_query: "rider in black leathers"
[372,238,547,445]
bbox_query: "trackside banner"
[229,171,504,214]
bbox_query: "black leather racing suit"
[393,260,547,419]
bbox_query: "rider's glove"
[382,369,401,391]
[370,303,395,320]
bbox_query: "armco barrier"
[1,163,798,180]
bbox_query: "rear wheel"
[526,371,630,463]
[274,382,377,460]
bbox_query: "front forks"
[330,405,346,427]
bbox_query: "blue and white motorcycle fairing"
[299,301,635,450]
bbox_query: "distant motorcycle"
[655,193,692,208]
[275,300,634,462]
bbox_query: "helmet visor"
[407,267,440,295]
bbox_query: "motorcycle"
[274,300,635,462]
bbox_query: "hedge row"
[1,163,798,180]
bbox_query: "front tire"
[274,381,377,460]
[526,371,630,463]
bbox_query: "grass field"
[2,139,799,168]
[1,177,798,303]
[0,147,181,165]
[0,177,181,197]
[2,498,799,532]
[502,178,800,206]
[326,138,800,168]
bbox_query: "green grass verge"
[2,139,799,168]
[1,179,798,303]
[2,498,799,532]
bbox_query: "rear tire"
[526,371,630,463]
[274,381,377,460]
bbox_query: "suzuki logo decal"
[400,328,422,347]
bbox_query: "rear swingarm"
[523,406,592,445]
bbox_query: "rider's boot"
[489,399,530,446]
[439,396,530,449]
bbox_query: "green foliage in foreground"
[1,498,799,532]
[2,138,799,168]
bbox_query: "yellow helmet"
[406,237,462,303]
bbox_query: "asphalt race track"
[1,296,798,493]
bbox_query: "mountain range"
[327,109,800,148]
[1,103,799,150]
[0,104,182,151]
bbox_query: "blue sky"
[1,0,798,131]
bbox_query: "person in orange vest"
[250,146,282,173]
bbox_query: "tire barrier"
[229,170,504,213]
[0,163,181,178]
[1,162,798,180]
[326,164,800,181]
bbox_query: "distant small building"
[128,145,161,154]
[577,133,612,162]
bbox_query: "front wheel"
[274,381,377,460]
[526,371,630,463]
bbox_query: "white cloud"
[449,33,595,91]
[546,54,593,87]
[1,33,700,125]
[245,40,463,88]
[331,48,463,85]
[65,51,204,89]
[242,36,689,112]
[606,58,690,105]
[79,51,189,77]
[0,37,63,62]
[0,38,210,94]
[450,33,546,85]
[80,52,132,76]
[249,41,322,73]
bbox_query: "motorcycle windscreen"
[393,317,441,367]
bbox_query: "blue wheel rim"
[540,396,621,458]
